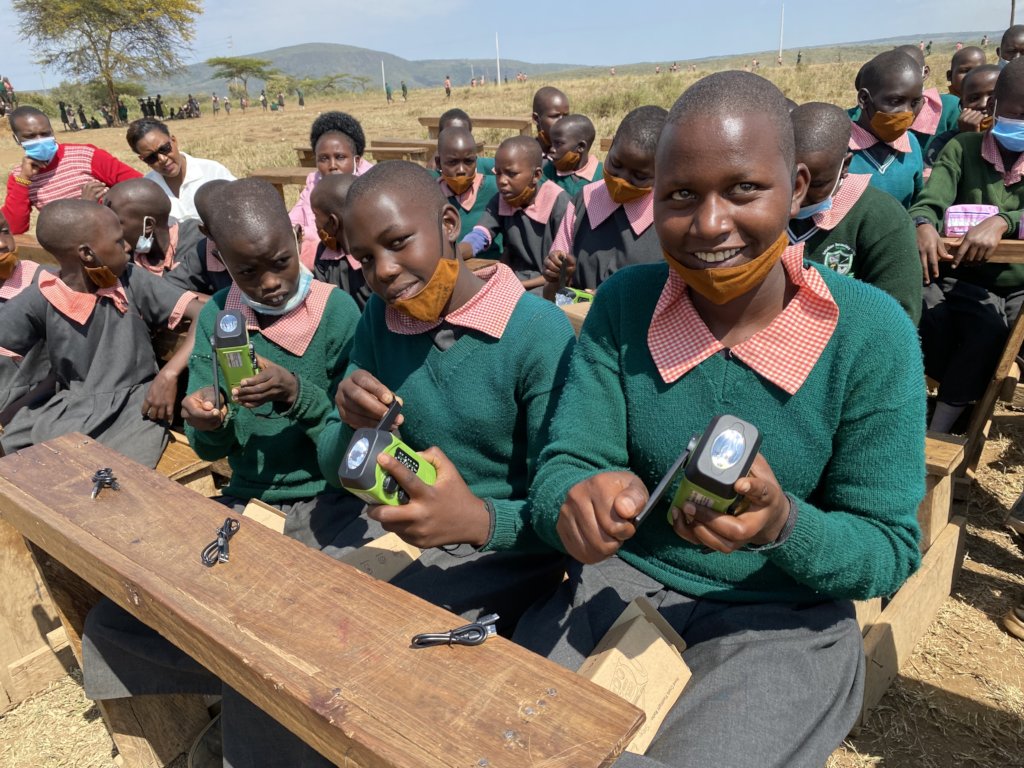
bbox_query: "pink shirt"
[288,157,375,244]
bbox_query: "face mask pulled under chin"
[135,216,156,255]
[792,161,845,220]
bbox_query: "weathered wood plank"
[0,435,643,768]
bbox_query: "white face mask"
[239,265,313,316]
[134,216,155,255]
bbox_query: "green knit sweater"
[186,287,361,503]
[317,292,575,550]
[529,262,925,602]
[789,185,922,323]
[908,131,1024,292]
[542,160,605,199]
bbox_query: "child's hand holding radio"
[232,354,297,408]
[556,471,650,564]
[669,454,790,554]
[182,386,228,431]
[336,370,405,430]
[366,446,490,548]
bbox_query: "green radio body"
[212,309,259,403]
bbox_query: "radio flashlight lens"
[710,429,745,470]
[346,437,370,470]
[218,314,239,335]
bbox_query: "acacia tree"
[12,0,201,125]
[206,57,278,97]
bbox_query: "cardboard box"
[578,598,691,755]
[337,532,421,582]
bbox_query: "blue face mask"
[239,265,313,316]
[992,116,1024,152]
[793,160,845,220]
[21,136,58,164]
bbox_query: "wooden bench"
[293,145,316,168]
[247,167,311,200]
[14,233,56,267]
[0,435,644,767]
[365,146,429,165]
[419,115,532,140]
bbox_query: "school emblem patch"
[821,243,855,276]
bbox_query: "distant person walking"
[277,92,285,110]
[982,34,989,48]
[260,90,268,111]
[797,51,802,66]
[58,101,70,131]
[76,104,87,126]
[401,80,408,101]
[444,76,452,100]
[212,94,220,117]
[385,82,393,104]
[926,40,933,55]
[155,95,164,118]
[296,87,305,109]
[2,76,14,107]
[223,99,231,115]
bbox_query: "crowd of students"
[2,27,1024,768]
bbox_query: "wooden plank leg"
[918,473,952,553]
[27,543,210,768]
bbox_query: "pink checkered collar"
[224,279,333,356]
[647,243,839,395]
[384,263,524,339]
[205,239,227,273]
[317,244,362,271]
[438,171,485,212]
[807,173,872,231]
[849,119,913,154]
[37,270,129,322]
[498,180,564,224]
[554,153,600,180]
[582,180,654,237]
[910,88,944,136]
[982,131,1024,186]
[0,259,41,301]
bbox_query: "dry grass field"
[2,49,1024,767]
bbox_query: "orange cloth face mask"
[444,173,476,196]
[665,232,788,305]
[318,227,339,252]
[85,264,120,289]
[554,150,581,173]
[604,173,650,204]
[0,248,18,281]
[980,115,995,131]
[392,256,461,322]
[869,109,915,143]
[504,184,537,210]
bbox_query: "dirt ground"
[2,412,1023,767]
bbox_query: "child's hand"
[951,215,1009,267]
[141,369,179,423]
[669,454,790,553]
[366,446,489,548]
[915,222,948,284]
[80,180,108,203]
[543,250,576,283]
[336,370,405,430]
[556,471,649,564]
[232,355,298,408]
[957,109,988,133]
[181,387,227,431]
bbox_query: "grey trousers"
[511,557,865,768]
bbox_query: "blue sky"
[0,0,1014,91]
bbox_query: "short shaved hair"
[667,70,795,167]
[194,179,231,226]
[104,178,172,224]
[791,102,852,161]
[310,173,357,217]
[859,50,922,94]
[8,106,49,133]
[496,135,544,168]
[36,200,118,258]
[894,44,925,69]
[552,114,596,148]
[532,86,568,113]
[437,126,476,156]
[612,105,667,153]
[995,56,1024,101]
[345,161,447,218]
[205,178,291,249]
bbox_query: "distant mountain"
[143,43,579,95]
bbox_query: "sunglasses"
[140,142,173,165]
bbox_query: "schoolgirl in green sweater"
[516,72,925,768]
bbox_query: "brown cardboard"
[336,532,421,582]
[241,499,286,534]
[578,600,691,755]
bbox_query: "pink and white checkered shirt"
[134,221,179,274]
[981,131,1024,186]
[0,259,41,301]
[849,120,913,154]
[37,269,196,328]
[316,244,362,271]
[911,88,944,136]
[497,179,564,224]
[385,263,524,339]
[554,153,601,181]
[647,243,839,395]
[550,180,654,255]
[224,279,334,357]
[205,239,227,273]
[809,174,872,231]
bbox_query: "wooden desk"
[293,145,316,168]
[419,115,532,140]
[940,237,1024,262]
[0,435,643,767]
[465,257,497,272]
[366,146,429,165]
[247,167,311,199]
[14,234,56,267]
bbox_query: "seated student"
[308,172,372,309]
[541,113,604,199]
[0,200,200,467]
[515,71,925,768]
[432,108,495,175]
[80,179,366,768]
[947,46,986,101]
[435,126,501,258]
[460,136,571,289]
[543,105,666,296]
[895,44,960,157]
[848,50,926,208]
[998,24,1024,65]
[103,177,202,277]
[1,106,141,235]
[0,210,52,418]
[164,178,233,296]
[788,102,921,322]
[910,57,1024,433]
[532,86,570,160]
[289,111,374,267]
[925,64,1000,165]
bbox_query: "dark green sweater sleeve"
[527,287,635,554]
[856,194,923,325]
[908,135,964,227]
